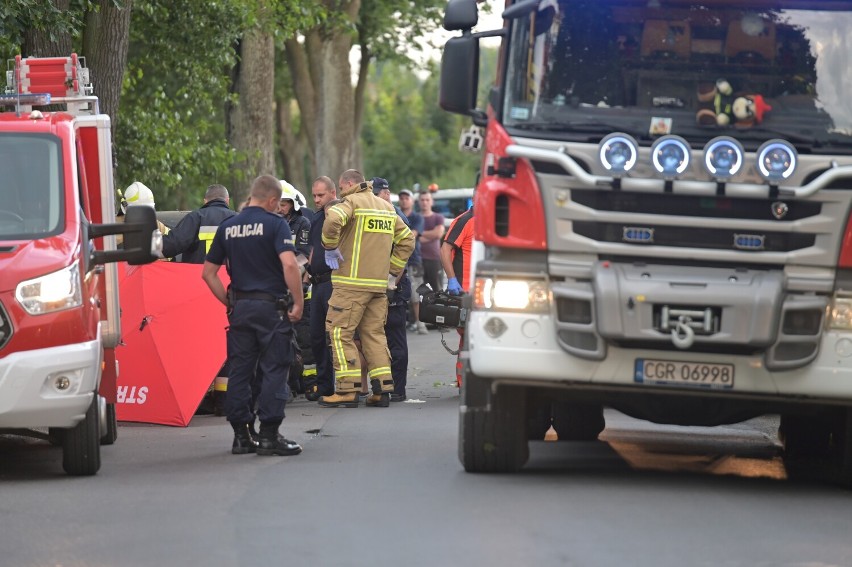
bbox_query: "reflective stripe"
[198,225,218,253]
[368,366,391,378]
[332,326,347,371]
[393,225,412,244]
[303,368,317,376]
[335,369,361,379]
[390,255,407,269]
[354,209,397,218]
[331,275,387,288]
[328,205,349,224]
[350,216,365,278]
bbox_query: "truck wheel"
[459,373,529,473]
[100,402,118,445]
[552,402,605,441]
[782,409,852,488]
[62,397,101,476]
[527,399,552,440]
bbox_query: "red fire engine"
[0,54,160,475]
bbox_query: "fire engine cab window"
[0,134,63,239]
[502,0,852,152]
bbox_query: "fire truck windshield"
[0,133,64,240]
[502,0,852,152]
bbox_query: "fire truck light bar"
[0,93,51,107]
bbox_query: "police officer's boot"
[256,423,303,456]
[231,422,258,455]
[317,392,360,408]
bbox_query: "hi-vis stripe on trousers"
[325,287,394,394]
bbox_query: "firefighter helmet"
[121,181,156,213]
[279,179,305,211]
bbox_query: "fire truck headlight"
[757,139,797,183]
[651,135,690,178]
[829,297,852,330]
[16,261,83,315]
[598,133,638,176]
[474,278,549,312]
[703,136,744,180]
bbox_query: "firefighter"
[202,174,304,457]
[161,184,235,263]
[319,170,415,408]
[117,181,169,239]
[278,180,312,259]
[278,179,314,397]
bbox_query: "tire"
[527,399,552,441]
[100,402,118,445]
[459,372,529,473]
[47,427,64,446]
[781,409,852,488]
[551,402,606,441]
[62,396,101,476]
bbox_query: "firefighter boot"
[366,378,389,407]
[231,422,258,455]
[256,423,302,456]
[318,392,360,408]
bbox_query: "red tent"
[115,262,229,426]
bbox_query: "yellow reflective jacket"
[322,183,415,291]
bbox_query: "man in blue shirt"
[398,188,427,334]
[202,174,304,457]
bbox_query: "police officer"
[162,184,235,263]
[202,174,304,456]
[305,176,339,401]
[372,177,412,402]
[319,170,415,408]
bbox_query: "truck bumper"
[0,339,102,428]
[467,311,852,403]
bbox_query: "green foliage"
[0,0,96,59]
[361,46,499,191]
[115,0,248,209]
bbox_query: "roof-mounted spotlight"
[703,136,744,181]
[651,135,691,178]
[756,139,797,183]
[598,133,638,176]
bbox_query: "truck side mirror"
[439,34,481,122]
[443,0,479,31]
[89,206,163,266]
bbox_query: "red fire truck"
[0,54,160,475]
[440,0,852,482]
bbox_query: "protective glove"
[324,248,344,270]
[447,277,462,296]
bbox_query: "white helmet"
[279,179,305,211]
[123,181,156,209]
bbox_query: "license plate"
[634,359,735,389]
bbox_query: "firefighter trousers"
[326,287,393,394]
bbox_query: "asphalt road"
[3,330,852,567]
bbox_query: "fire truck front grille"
[573,222,815,253]
[0,302,12,351]
[570,190,821,221]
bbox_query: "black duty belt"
[310,271,332,285]
[233,291,279,302]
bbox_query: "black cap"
[371,177,389,194]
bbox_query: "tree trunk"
[276,97,309,194]
[228,25,276,200]
[82,0,133,136]
[23,0,73,57]
[280,0,363,185]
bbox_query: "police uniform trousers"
[226,298,294,425]
[309,279,335,397]
[326,287,394,394]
